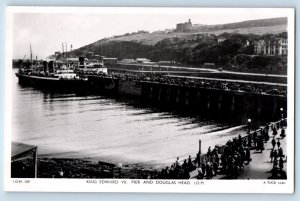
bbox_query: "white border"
[4,6,295,193]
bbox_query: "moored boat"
[16,61,89,92]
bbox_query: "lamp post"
[117,163,122,179]
[247,118,252,134]
[280,107,284,127]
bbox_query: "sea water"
[12,69,247,168]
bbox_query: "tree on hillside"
[238,44,254,55]
[276,32,287,39]
[251,56,269,69]
[221,38,243,55]
[230,34,249,43]
[235,54,252,66]
[193,41,216,51]
[155,38,172,49]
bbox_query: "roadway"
[122,63,287,78]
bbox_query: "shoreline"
[34,119,287,180]
[37,157,157,179]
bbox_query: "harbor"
[11,65,288,179]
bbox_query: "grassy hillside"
[72,17,287,49]
[90,17,287,46]
[199,17,287,31]
[69,17,288,74]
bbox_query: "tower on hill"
[176,19,192,32]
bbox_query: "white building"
[136,58,151,63]
[254,38,288,55]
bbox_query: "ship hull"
[16,73,89,92]
[87,75,118,93]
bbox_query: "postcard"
[4,6,295,193]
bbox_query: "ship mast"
[30,43,33,71]
[65,42,68,68]
[62,42,65,58]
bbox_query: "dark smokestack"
[43,61,47,73]
[49,61,54,73]
[79,57,85,68]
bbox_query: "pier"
[87,73,286,124]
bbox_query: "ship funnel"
[79,57,85,68]
[49,61,54,73]
[43,61,48,73]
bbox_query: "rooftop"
[11,142,37,158]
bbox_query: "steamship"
[16,61,89,92]
[15,44,92,91]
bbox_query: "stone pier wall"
[140,82,286,124]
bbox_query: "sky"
[11,8,290,59]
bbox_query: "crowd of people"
[98,72,287,96]
[151,119,286,180]
[269,123,287,179]
[153,156,196,179]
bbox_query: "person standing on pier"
[197,167,204,179]
[175,157,179,168]
[196,152,200,168]
[272,158,278,178]
[271,138,276,149]
[278,147,284,158]
[257,135,264,153]
[279,157,284,171]
[263,128,270,142]
[201,162,206,177]
[280,128,286,138]
[246,148,251,164]
[188,155,194,171]
[266,124,269,132]
[253,131,258,148]
[247,134,252,147]
[277,139,281,148]
[273,149,278,161]
[273,127,278,136]
[238,134,242,146]
[206,162,213,179]
[207,146,212,157]
[213,162,218,176]
[270,149,274,163]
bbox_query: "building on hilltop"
[254,38,288,55]
[176,19,193,32]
